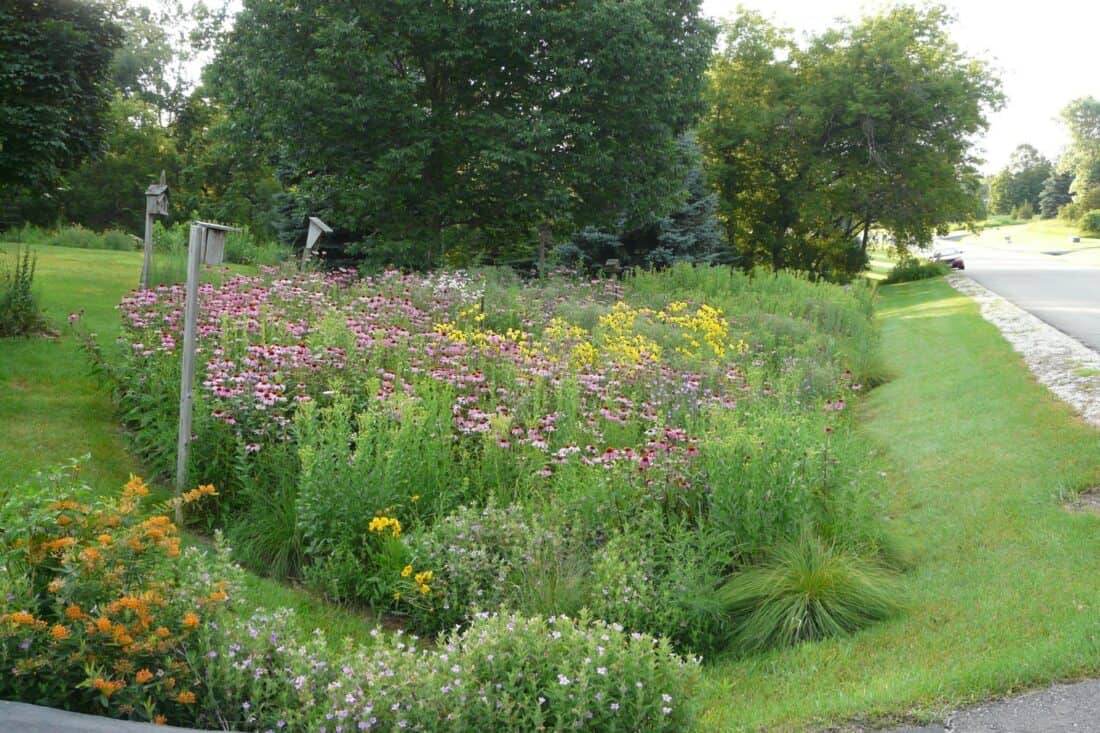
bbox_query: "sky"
[700,0,1100,173]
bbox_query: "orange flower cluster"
[0,475,232,725]
[179,484,217,503]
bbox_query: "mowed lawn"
[0,244,144,491]
[698,278,1100,730]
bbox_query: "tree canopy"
[988,144,1052,218]
[0,0,122,195]
[699,5,1002,277]
[209,0,716,269]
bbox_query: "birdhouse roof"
[145,182,169,196]
[194,221,240,233]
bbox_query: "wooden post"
[141,211,154,289]
[174,224,202,523]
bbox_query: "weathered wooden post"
[303,216,332,262]
[174,221,234,521]
[141,171,170,289]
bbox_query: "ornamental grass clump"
[721,532,901,655]
[0,465,235,725]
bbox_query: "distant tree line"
[3,0,1014,279]
[986,98,1100,225]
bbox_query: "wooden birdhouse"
[145,171,170,216]
[194,221,238,266]
[305,216,332,259]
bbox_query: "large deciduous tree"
[700,5,1002,278]
[0,0,122,196]
[1060,97,1100,219]
[988,144,1053,217]
[210,0,715,269]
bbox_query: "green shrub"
[399,502,542,634]
[721,532,900,654]
[883,257,950,284]
[1079,210,1100,236]
[0,245,50,337]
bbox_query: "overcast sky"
[701,0,1100,172]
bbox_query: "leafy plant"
[1079,209,1100,236]
[0,244,50,337]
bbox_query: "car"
[931,247,965,270]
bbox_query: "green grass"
[0,243,377,648]
[697,277,1100,730]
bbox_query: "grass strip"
[698,277,1100,730]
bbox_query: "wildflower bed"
[3,262,895,728]
[90,264,889,648]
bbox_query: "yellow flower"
[393,591,402,601]
[401,565,413,578]
[368,515,402,537]
[418,583,431,595]
[414,570,434,585]
[410,494,420,503]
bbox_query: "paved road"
[951,240,1100,351]
[887,679,1100,733]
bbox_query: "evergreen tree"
[1039,171,1075,219]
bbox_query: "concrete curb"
[0,700,216,732]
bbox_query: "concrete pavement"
[0,700,213,732]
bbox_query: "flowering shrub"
[201,610,700,732]
[0,465,235,725]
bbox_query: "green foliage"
[60,95,179,232]
[1079,210,1100,236]
[0,0,122,194]
[5,224,137,252]
[988,144,1052,216]
[557,136,725,272]
[699,6,1002,278]
[1061,98,1100,198]
[211,0,715,268]
[883,257,950,284]
[721,532,900,654]
[0,245,50,337]
[1039,170,1075,219]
